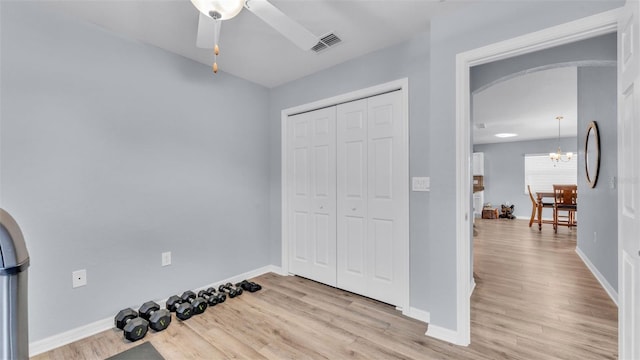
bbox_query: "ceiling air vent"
[312,33,342,53]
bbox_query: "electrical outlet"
[72,269,87,288]
[162,252,171,267]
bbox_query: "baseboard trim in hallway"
[575,246,618,306]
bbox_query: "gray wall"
[428,0,622,331]
[1,3,270,341]
[576,66,618,292]
[474,137,578,219]
[269,32,431,311]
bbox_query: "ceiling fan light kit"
[192,0,321,75]
[191,0,235,73]
[190,0,245,20]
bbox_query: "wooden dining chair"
[553,184,578,233]
[527,185,554,229]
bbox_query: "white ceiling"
[45,0,465,88]
[472,66,578,145]
[40,0,578,142]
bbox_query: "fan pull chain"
[213,46,218,73]
[213,44,219,73]
[212,14,222,74]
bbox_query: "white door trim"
[453,9,620,346]
[281,78,410,314]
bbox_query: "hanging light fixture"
[549,116,574,162]
[190,0,245,73]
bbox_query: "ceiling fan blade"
[196,12,216,49]
[245,0,318,50]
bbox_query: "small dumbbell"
[114,308,148,342]
[166,295,194,320]
[180,291,208,314]
[208,287,227,303]
[197,288,226,306]
[219,282,242,297]
[228,282,243,296]
[236,280,262,293]
[138,301,172,332]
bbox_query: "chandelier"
[549,116,573,162]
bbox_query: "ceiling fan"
[191,0,319,73]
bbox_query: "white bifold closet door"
[336,90,403,306]
[286,90,404,307]
[287,107,337,286]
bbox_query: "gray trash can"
[0,209,30,360]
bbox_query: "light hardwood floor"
[33,219,617,359]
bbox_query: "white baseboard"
[470,279,476,296]
[405,307,430,323]
[29,317,113,357]
[425,323,469,346]
[575,247,618,306]
[29,264,282,356]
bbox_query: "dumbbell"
[236,280,262,293]
[197,288,226,306]
[166,295,194,320]
[138,301,172,332]
[114,308,148,342]
[219,282,242,298]
[180,290,208,314]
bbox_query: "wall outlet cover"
[72,269,87,288]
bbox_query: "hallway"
[471,219,617,359]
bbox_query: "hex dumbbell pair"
[138,301,172,332]
[198,287,226,306]
[114,309,148,342]
[166,295,195,320]
[219,282,243,298]
[165,291,207,320]
[181,290,208,314]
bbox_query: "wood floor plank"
[33,219,617,359]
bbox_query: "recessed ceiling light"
[495,133,518,138]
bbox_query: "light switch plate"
[412,177,430,191]
[162,252,171,267]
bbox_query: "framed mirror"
[584,121,600,188]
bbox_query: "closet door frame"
[280,78,410,315]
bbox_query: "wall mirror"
[585,121,600,188]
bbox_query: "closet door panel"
[337,99,368,294]
[288,108,337,286]
[366,90,403,306]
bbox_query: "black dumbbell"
[197,288,226,306]
[209,287,227,303]
[228,282,243,296]
[114,308,148,342]
[219,282,242,297]
[138,301,172,332]
[236,280,262,293]
[180,291,208,314]
[166,295,194,320]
